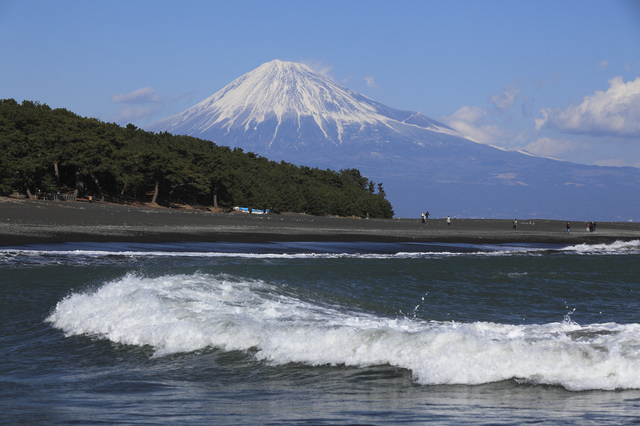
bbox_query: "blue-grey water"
[2,239,640,424]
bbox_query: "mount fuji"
[149,60,640,220]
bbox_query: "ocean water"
[1,239,640,424]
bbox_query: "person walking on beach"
[513,219,517,229]
[446,215,451,225]
[566,222,571,234]
[421,213,426,223]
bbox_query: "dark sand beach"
[1,197,638,247]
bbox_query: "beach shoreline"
[1,197,638,247]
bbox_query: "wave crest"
[47,272,640,391]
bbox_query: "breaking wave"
[47,272,640,391]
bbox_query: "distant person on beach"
[566,222,571,233]
[586,222,591,232]
[421,213,426,223]
[446,216,451,225]
[593,222,597,232]
[513,219,517,229]
[425,211,430,219]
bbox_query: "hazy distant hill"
[149,60,640,220]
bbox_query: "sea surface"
[2,239,640,424]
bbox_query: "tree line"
[0,99,394,218]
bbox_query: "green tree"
[0,99,395,218]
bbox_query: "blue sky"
[2,0,639,167]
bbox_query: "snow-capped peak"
[150,59,457,144]
[201,60,387,130]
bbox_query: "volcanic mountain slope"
[149,60,459,155]
[149,60,640,220]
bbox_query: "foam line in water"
[563,240,640,255]
[4,240,640,261]
[3,248,533,259]
[47,273,640,391]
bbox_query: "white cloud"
[594,158,630,167]
[523,137,584,160]
[489,81,522,111]
[535,76,640,137]
[110,87,197,125]
[364,76,377,88]
[448,105,487,123]
[170,91,196,103]
[440,105,488,143]
[305,61,334,79]
[113,105,158,123]
[111,87,162,104]
[599,59,609,70]
[442,76,640,167]
[440,105,508,144]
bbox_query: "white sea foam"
[563,239,640,255]
[7,239,639,262]
[0,249,456,259]
[0,245,557,262]
[47,273,640,391]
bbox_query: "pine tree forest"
[0,99,394,218]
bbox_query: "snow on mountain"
[149,60,640,220]
[150,60,459,150]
